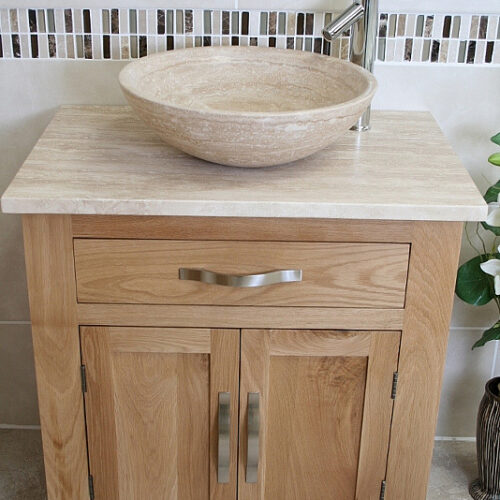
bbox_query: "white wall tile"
[0,324,38,425]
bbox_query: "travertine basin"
[119,46,377,168]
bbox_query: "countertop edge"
[1,196,488,222]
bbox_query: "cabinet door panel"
[238,329,400,500]
[81,326,239,500]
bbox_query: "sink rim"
[119,46,378,120]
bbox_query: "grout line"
[491,340,499,378]
[0,424,41,430]
[435,436,476,441]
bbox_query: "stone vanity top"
[1,105,487,221]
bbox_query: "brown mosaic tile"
[297,13,304,35]
[467,40,476,63]
[305,13,313,36]
[486,41,494,63]
[185,10,192,34]
[30,34,38,57]
[83,9,91,34]
[139,35,146,56]
[379,14,387,37]
[11,34,20,57]
[111,9,119,34]
[222,11,229,35]
[424,16,434,37]
[0,7,497,65]
[404,38,412,61]
[48,33,56,57]
[479,16,488,39]
[443,16,451,38]
[28,10,37,33]
[269,12,277,36]
[84,34,92,58]
[241,12,249,36]
[431,40,439,62]
[157,10,165,35]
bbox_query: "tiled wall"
[0,7,499,64]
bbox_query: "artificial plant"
[456,131,500,348]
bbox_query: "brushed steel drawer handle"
[246,392,260,483]
[218,392,231,484]
[179,268,302,288]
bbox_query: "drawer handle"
[218,392,231,484]
[246,392,260,483]
[178,268,302,288]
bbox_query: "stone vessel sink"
[119,46,377,168]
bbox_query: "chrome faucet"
[322,0,378,131]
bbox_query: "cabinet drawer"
[74,239,410,308]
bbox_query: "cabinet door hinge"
[391,371,399,399]
[80,365,87,393]
[88,474,95,500]
[380,479,386,500]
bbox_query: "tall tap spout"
[322,2,364,42]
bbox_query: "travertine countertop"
[1,105,487,221]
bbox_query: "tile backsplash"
[0,7,499,64]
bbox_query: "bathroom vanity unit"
[1,106,487,500]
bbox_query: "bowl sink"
[119,46,377,168]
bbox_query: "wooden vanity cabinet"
[22,215,463,500]
[80,327,399,500]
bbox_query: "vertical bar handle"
[218,392,230,483]
[246,392,260,483]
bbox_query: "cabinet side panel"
[385,221,463,499]
[22,214,88,500]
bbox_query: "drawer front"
[74,239,410,308]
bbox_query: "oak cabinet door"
[80,326,239,500]
[238,329,401,500]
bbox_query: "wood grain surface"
[74,239,409,308]
[81,326,239,500]
[22,215,88,500]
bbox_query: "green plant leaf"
[489,153,500,166]
[456,254,496,305]
[484,181,500,203]
[473,322,500,349]
[481,182,500,235]
[492,133,500,146]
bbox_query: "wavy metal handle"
[179,268,302,288]
[246,393,260,483]
[218,392,230,483]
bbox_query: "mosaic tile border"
[0,8,499,64]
